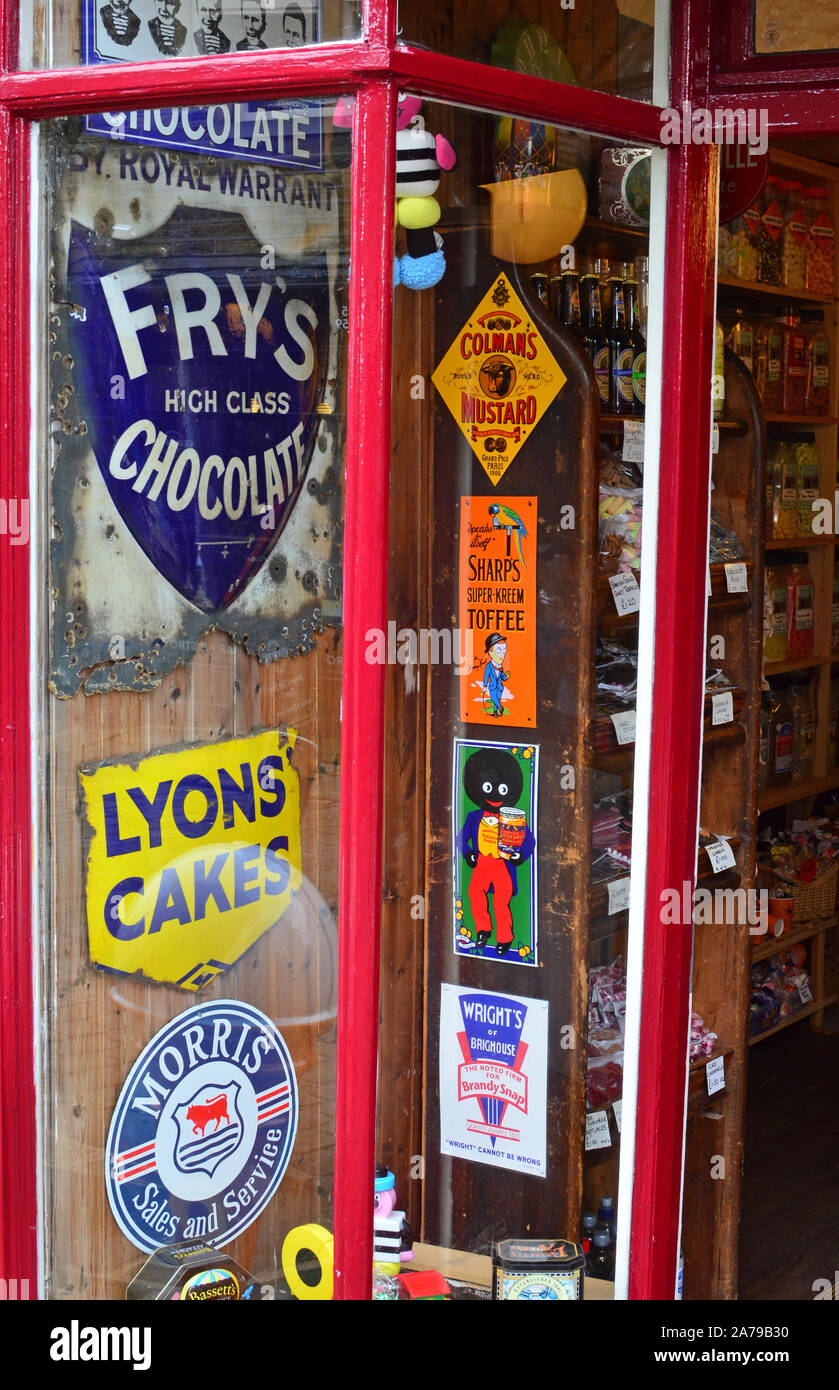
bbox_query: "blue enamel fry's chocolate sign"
[66,207,329,613]
[49,135,344,695]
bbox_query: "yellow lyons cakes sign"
[80,728,302,992]
[432,273,566,485]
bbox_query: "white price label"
[711,691,734,726]
[613,1098,622,1133]
[607,877,631,915]
[585,1110,612,1151]
[610,709,637,746]
[705,838,736,873]
[706,1055,725,1096]
[724,562,748,594]
[622,419,645,464]
[798,978,813,1005]
[609,571,641,616]
[711,423,719,455]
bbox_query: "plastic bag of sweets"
[689,1012,718,1062]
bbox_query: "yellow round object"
[397,195,441,230]
[281,1223,334,1300]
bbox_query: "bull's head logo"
[172,1080,243,1179]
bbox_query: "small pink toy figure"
[373,1164,414,1273]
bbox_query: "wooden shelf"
[752,913,839,963]
[765,414,838,426]
[764,653,828,675]
[759,771,839,811]
[765,536,837,549]
[749,994,839,1045]
[718,274,834,305]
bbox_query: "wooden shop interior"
[375,2,839,1301]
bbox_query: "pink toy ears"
[435,134,456,171]
[332,95,355,129]
[396,94,423,129]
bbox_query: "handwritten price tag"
[705,838,736,873]
[611,709,637,746]
[607,877,631,915]
[711,691,734,726]
[613,1098,622,1133]
[725,562,748,594]
[706,1055,725,1096]
[609,571,641,616]
[622,419,645,464]
[711,423,719,455]
[798,978,813,1005]
[585,1110,612,1151]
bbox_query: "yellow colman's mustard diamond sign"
[432,273,566,485]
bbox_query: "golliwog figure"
[331,95,456,290]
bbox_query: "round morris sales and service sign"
[106,1000,298,1251]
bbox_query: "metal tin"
[492,1238,585,1301]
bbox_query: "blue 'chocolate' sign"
[65,204,330,612]
[81,1,324,169]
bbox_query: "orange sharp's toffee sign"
[432,273,566,486]
[458,496,536,728]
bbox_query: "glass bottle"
[780,306,807,416]
[803,311,830,416]
[763,315,783,413]
[795,433,820,538]
[728,308,755,376]
[789,677,815,781]
[769,679,795,784]
[712,320,725,419]
[763,562,788,662]
[557,268,584,342]
[581,272,611,408]
[624,269,646,416]
[785,551,815,659]
[607,275,635,415]
[753,315,769,401]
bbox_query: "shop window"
[378,97,668,1298]
[398,0,663,104]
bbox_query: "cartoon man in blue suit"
[482,631,509,718]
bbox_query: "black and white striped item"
[396,127,442,199]
[373,1211,406,1259]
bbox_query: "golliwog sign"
[106,999,298,1251]
[49,117,344,696]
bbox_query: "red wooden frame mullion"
[0,103,37,1295]
[334,77,396,1301]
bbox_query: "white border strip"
[613,136,669,1297]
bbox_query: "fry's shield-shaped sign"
[65,205,330,613]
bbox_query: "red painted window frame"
[0,0,763,1304]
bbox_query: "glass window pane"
[397,1,665,105]
[36,102,349,1297]
[20,0,359,68]
[379,98,666,1299]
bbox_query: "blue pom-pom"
[399,248,445,291]
[393,255,401,288]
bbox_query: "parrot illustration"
[489,503,528,566]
